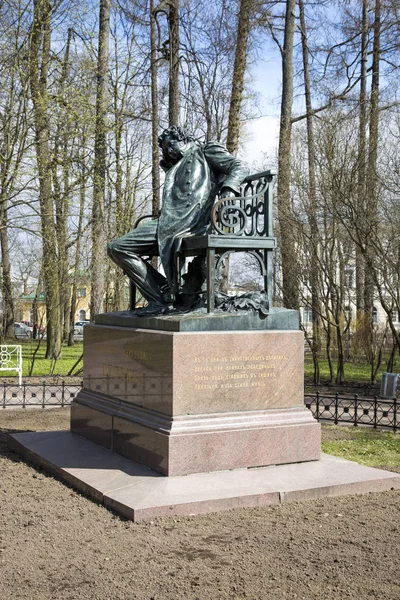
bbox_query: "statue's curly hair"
[158,126,195,147]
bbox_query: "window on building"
[78,309,87,321]
[78,288,86,297]
[344,268,354,289]
[344,305,352,321]
[303,307,312,324]
[392,310,399,323]
[372,306,378,324]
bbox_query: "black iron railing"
[2,381,399,432]
[305,392,399,432]
[1,381,82,409]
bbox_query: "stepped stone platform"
[70,327,321,476]
[9,430,400,522]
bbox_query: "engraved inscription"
[192,353,288,390]
[102,364,144,384]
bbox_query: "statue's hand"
[160,159,172,172]
[220,187,235,199]
[160,283,174,304]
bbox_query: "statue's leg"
[107,220,168,306]
[177,255,207,309]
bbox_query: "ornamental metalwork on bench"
[211,171,274,238]
[176,170,276,315]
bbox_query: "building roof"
[20,291,45,301]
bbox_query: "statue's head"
[158,126,195,164]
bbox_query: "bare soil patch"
[0,408,399,600]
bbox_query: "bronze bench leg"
[207,248,216,313]
[129,280,136,311]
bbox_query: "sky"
[239,55,282,168]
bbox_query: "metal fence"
[305,392,399,432]
[1,381,82,409]
[1,381,399,433]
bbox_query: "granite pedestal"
[11,312,398,523]
[70,316,321,476]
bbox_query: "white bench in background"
[380,372,398,398]
[0,345,22,385]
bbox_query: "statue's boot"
[175,256,207,310]
[132,301,175,316]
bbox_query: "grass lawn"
[304,356,398,384]
[1,340,84,378]
[1,341,398,385]
[322,424,400,469]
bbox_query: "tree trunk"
[0,200,14,339]
[335,246,346,384]
[356,0,368,317]
[226,0,253,155]
[299,0,320,383]
[364,0,381,365]
[277,0,299,310]
[150,0,161,216]
[112,29,125,310]
[32,272,43,340]
[168,0,180,126]
[52,28,72,340]
[325,319,334,383]
[0,0,29,340]
[91,0,110,320]
[68,137,87,345]
[29,0,62,359]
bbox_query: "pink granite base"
[8,431,400,522]
[71,326,321,475]
[71,390,321,475]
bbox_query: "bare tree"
[364,0,381,344]
[179,0,236,142]
[168,0,180,125]
[355,0,369,316]
[226,0,254,155]
[155,0,180,126]
[0,12,30,338]
[277,0,299,310]
[29,0,62,359]
[298,0,320,382]
[91,0,111,320]
[150,0,161,215]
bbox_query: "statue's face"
[161,135,184,163]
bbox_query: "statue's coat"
[158,141,249,285]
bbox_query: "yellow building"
[16,286,90,327]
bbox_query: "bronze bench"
[130,169,276,312]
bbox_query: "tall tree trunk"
[112,28,125,310]
[0,201,14,339]
[356,0,369,316]
[52,29,72,340]
[150,0,161,215]
[335,246,346,384]
[68,137,87,345]
[168,0,180,126]
[29,0,62,359]
[277,0,299,310]
[364,0,381,366]
[32,271,43,340]
[226,0,253,155]
[91,0,110,320]
[299,0,320,383]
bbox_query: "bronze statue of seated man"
[107,126,249,315]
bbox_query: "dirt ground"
[0,408,399,600]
